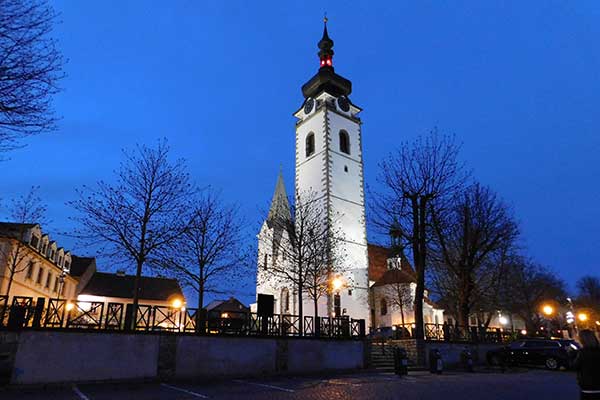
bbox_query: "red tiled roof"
[368,243,416,282]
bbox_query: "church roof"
[368,243,417,285]
[80,272,183,302]
[267,171,291,223]
[372,269,417,287]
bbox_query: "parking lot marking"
[161,383,209,398]
[72,385,91,400]
[233,379,295,393]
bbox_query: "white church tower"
[292,20,370,324]
[255,20,370,326]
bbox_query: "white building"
[255,22,444,331]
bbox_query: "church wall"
[295,112,327,198]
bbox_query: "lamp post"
[541,303,555,338]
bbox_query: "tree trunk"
[400,305,405,326]
[297,280,303,335]
[412,197,427,340]
[130,258,143,330]
[313,297,319,319]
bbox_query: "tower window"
[344,165,348,173]
[305,132,315,157]
[339,130,350,155]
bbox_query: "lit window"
[305,133,315,157]
[339,130,350,155]
[25,262,34,280]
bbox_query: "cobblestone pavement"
[0,369,579,399]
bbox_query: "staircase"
[369,342,396,372]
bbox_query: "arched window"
[305,133,315,157]
[380,298,388,316]
[281,288,290,314]
[339,130,350,155]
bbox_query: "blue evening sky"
[1,1,599,305]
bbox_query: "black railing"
[389,322,515,343]
[0,295,365,339]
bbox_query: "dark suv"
[487,339,578,370]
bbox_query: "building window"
[263,254,268,270]
[334,294,341,317]
[30,235,39,249]
[380,298,388,316]
[53,276,60,293]
[344,165,348,173]
[339,130,350,155]
[45,273,52,289]
[25,262,34,280]
[61,282,66,296]
[36,268,44,285]
[305,132,315,157]
[64,261,70,271]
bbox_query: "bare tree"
[383,280,413,326]
[503,259,566,333]
[576,275,600,312]
[0,0,65,153]
[372,129,467,339]
[69,140,195,326]
[0,187,46,298]
[157,190,247,310]
[430,183,519,327]
[257,190,345,331]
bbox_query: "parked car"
[487,338,578,370]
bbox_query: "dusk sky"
[1,1,599,305]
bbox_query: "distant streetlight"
[578,312,589,322]
[542,304,554,316]
[499,315,509,326]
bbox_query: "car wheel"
[545,357,559,370]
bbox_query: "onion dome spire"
[301,16,352,99]
[318,16,334,68]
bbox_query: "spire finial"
[318,15,334,69]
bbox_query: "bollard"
[461,347,474,372]
[428,349,443,374]
[394,347,409,376]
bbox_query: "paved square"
[0,369,580,399]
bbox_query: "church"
[254,21,444,332]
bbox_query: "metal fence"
[387,322,515,343]
[0,295,365,339]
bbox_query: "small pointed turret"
[267,170,291,223]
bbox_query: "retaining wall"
[0,331,366,385]
[391,339,501,368]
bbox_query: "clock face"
[337,96,350,112]
[304,98,315,115]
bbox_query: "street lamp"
[542,305,554,316]
[331,277,344,292]
[578,312,589,323]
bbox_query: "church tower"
[293,20,370,324]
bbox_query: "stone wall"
[0,330,366,385]
[390,339,502,368]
